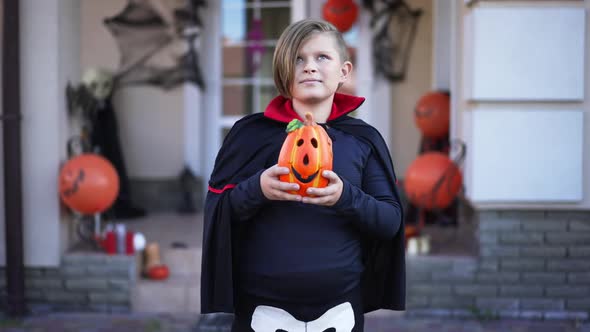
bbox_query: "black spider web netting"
[104,0,206,90]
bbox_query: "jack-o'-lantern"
[278,112,333,197]
[323,0,359,33]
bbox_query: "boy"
[202,19,404,332]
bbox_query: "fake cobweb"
[104,0,206,90]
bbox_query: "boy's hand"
[260,165,302,202]
[302,170,343,206]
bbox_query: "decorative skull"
[82,68,115,101]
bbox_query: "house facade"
[1,0,589,319]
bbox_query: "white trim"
[433,0,452,91]
[202,0,223,191]
[223,78,275,85]
[355,9,392,149]
[291,0,308,21]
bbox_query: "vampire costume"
[201,93,405,330]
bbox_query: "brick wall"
[406,210,590,320]
[0,252,136,314]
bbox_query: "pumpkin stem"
[286,119,304,133]
[304,112,314,126]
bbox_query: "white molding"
[355,9,392,149]
[433,0,452,92]
[202,0,223,192]
[291,0,308,21]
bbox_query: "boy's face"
[290,33,351,104]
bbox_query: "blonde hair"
[272,19,349,98]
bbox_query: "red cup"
[102,230,117,255]
[125,231,135,255]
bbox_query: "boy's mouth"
[300,79,321,83]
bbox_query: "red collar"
[263,93,365,123]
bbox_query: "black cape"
[201,94,405,314]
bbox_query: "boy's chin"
[294,94,333,104]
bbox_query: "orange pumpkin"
[414,92,450,139]
[59,153,120,215]
[278,112,333,197]
[404,152,462,210]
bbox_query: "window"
[221,0,290,134]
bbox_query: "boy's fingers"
[273,190,301,201]
[307,184,337,196]
[267,166,290,177]
[322,170,336,179]
[275,181,299,191]
[302,195,330,205]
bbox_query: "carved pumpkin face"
[278,113,333,197]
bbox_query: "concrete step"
[160,247,202,278]
[132,275,201,313]
[132,247,202,313]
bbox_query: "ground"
[0,312,588,332]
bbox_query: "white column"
[201,0,222,193]
[432,0,452,91]
[19,0,80,266]
[356,10,392,149]
[184,83,202,177]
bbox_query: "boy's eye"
[296,57,303,63]
[318,54,328,60]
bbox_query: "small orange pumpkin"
[278,112,333,197]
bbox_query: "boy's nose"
[304,67,317,74]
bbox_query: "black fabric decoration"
[364,0,422,82]
[104,0,207,90]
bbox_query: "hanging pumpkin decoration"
[278,113,333,197]
[404,152,462,210]
[59,153,120,215]
[323,0,359,33]
[414,92,450,139]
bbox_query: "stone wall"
[406,210,590,320]
[0,252,136,314]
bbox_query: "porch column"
[19,0,80,266]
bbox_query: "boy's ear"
[340,61,353,82]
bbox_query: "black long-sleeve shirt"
[228,125,402,303]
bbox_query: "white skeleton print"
[250,302,355,332]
